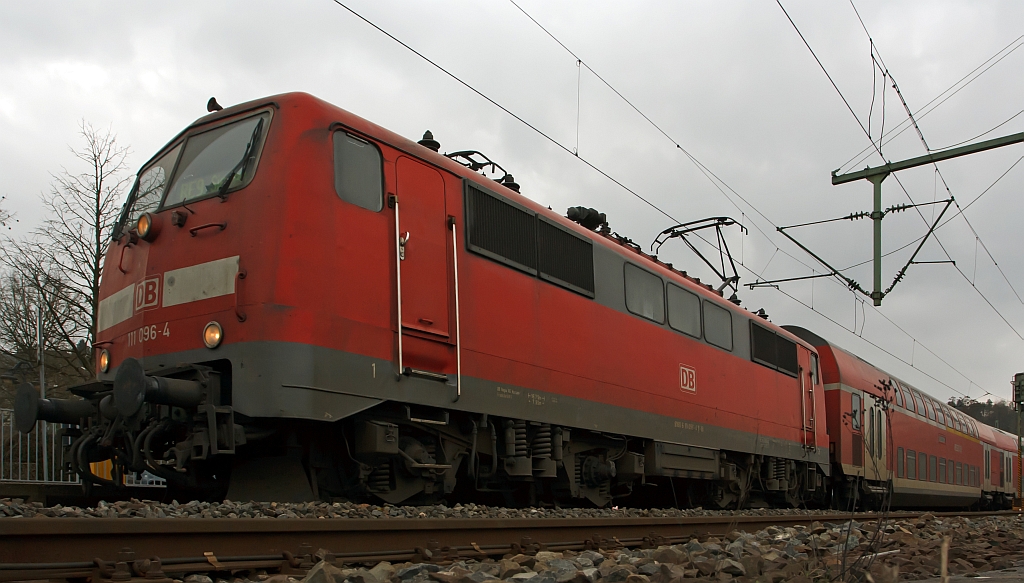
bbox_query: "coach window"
[893,384,904,408]
[897,447,905,478]
[944,406,954,428]
[956,462,963,485]
[939,458,946,483]
[913,390,927,417]
[930,455,937,482]
[918,453,927,481]
[703,301,733,351]
[624,264,665,323]
[876,410,883,459]
[867,410,874,455]
[935,403,945,426]
[810,352,820,385]
[925,400,936,422]
[667,284,701,337]
[333,131,384,212]
[850,393,862,431]
[907,450,916,479]
[948,459,954,484]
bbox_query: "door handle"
[399,232,410,260]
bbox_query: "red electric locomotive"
[15,92,830,506]
[785,326,1017,509]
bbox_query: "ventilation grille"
[538,218,595,297]
[465,183,595,296]
[465,184,537,274]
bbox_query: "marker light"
[98,349,110,373]
[136,212,160,241]
[203,321,223,349]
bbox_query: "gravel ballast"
[3,499,1024,581]
[0,498,867,520]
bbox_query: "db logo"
[679,364,696,392]
[134,276,161,312]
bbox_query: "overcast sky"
[2,1,1022,404]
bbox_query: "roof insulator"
[501,174,520,193]
[207,97,223,112]
[756,308,769,320]
[418,130,440,152]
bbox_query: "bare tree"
[1,122,132,380]
[0,195,14,229]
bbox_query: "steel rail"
[0,510,1018,582]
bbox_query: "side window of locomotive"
[333,131,384,212]
[703,301,733,351]
[624,264,665,323]
[850,393,861,431]
[123,143,182,235]
[750,322,797,375]
[810,352,820,385]
[163,112,271,208]
[667,284,701,338]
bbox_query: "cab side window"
[334,131,384,211]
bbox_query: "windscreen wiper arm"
[218,117,265,200]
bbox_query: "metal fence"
[0,408,164,487]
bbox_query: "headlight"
[203,321,223,349]
[98,349,110,373]
[136,212,160,241]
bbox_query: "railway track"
[0,510,1018,582]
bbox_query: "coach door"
[393,156,455,379]
[864,401,886,480]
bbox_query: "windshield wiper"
[218,117,265,200]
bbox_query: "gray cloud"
[2,0,1022,401]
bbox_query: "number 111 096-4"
[127,323,170,347]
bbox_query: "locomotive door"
[394,156,454,377]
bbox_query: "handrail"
[234,268,247,322]
[392,195,403,376]
[189,222,227,237]
[450,216,462,402]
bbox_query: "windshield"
[162,112,270,208]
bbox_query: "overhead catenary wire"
[506,0,998,396]
[779,0,1024,347]
[325,0,997,399]
[837,33,1024,175]
[844,0,1024,312]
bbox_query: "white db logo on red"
[679,364,696,392]
[134,276,161,312]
